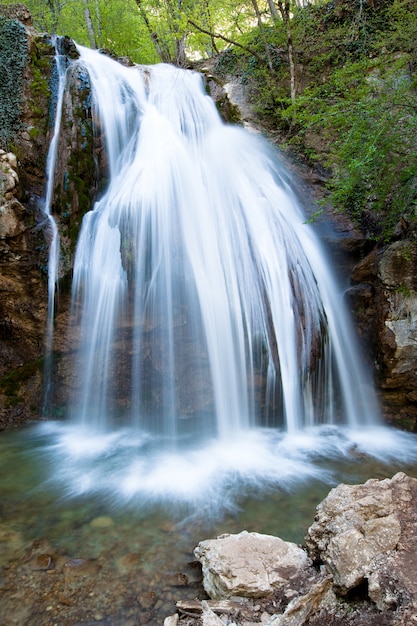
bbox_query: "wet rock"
[165,572,189,587]
[194,530,312,599]
[63,557,100,578]
[30,553,55,571]
[22,538,55,561]
[0,524,25,565]
[116,552,142,574]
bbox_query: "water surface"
[1,423,417,624]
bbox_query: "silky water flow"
[35,45,417,511]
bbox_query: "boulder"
[194,530,312,600]
[305,472,417,613]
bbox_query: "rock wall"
[349,236,417,428]
[0,6,52,427]
[0,6,100,428]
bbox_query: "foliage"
[268,0,417,242]
[0,17,28,149]
[1,0,416,242]
[326,66,417,240]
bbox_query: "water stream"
[41,37,68,409]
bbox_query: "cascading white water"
[44,39,69,326]
[42,37,68,407]
[67,45,379,443]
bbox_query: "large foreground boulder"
[305,471,417,613]
[194,530,312,599]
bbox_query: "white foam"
[33,423,417,516]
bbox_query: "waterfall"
[42,37,68,408]
[63,45,379,445]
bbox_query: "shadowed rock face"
[349,239,417,427]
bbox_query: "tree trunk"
[165,0,188,66]
[175,36,187,66]
[277,0,296,104]
[46,0,61,34]
[83,0,97,49]
[201,0,219,55]
[94,0,103,48]
[250,0,274,71]
[134,0,172,62]
[266,0,279,20]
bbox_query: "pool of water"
[1,423,417,625]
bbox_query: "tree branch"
[187,18,269,68]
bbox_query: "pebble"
[138,590,157,609]
[165,572,189,587]
[90,516,114,528]
[63,558,99,578]
[30,554,55,571]
[116,552,142,573]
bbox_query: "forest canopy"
[2,0,417,242]
[1,0,296,64]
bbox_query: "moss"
[31,65,49,96]
[52,67,100,260]
[0,17,28,149]
[0,358,44,405]
[29,126,40,139]
[396,285,412,297]
[28,37,54,137]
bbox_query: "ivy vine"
[0,17,28,149]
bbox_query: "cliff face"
[0,6,100,428]
[0,6,51,427]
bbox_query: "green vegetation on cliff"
[210,0,417,243]
[0,16,28,149]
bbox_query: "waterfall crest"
[63,45,379,442]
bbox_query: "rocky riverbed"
[2,471,417,625]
